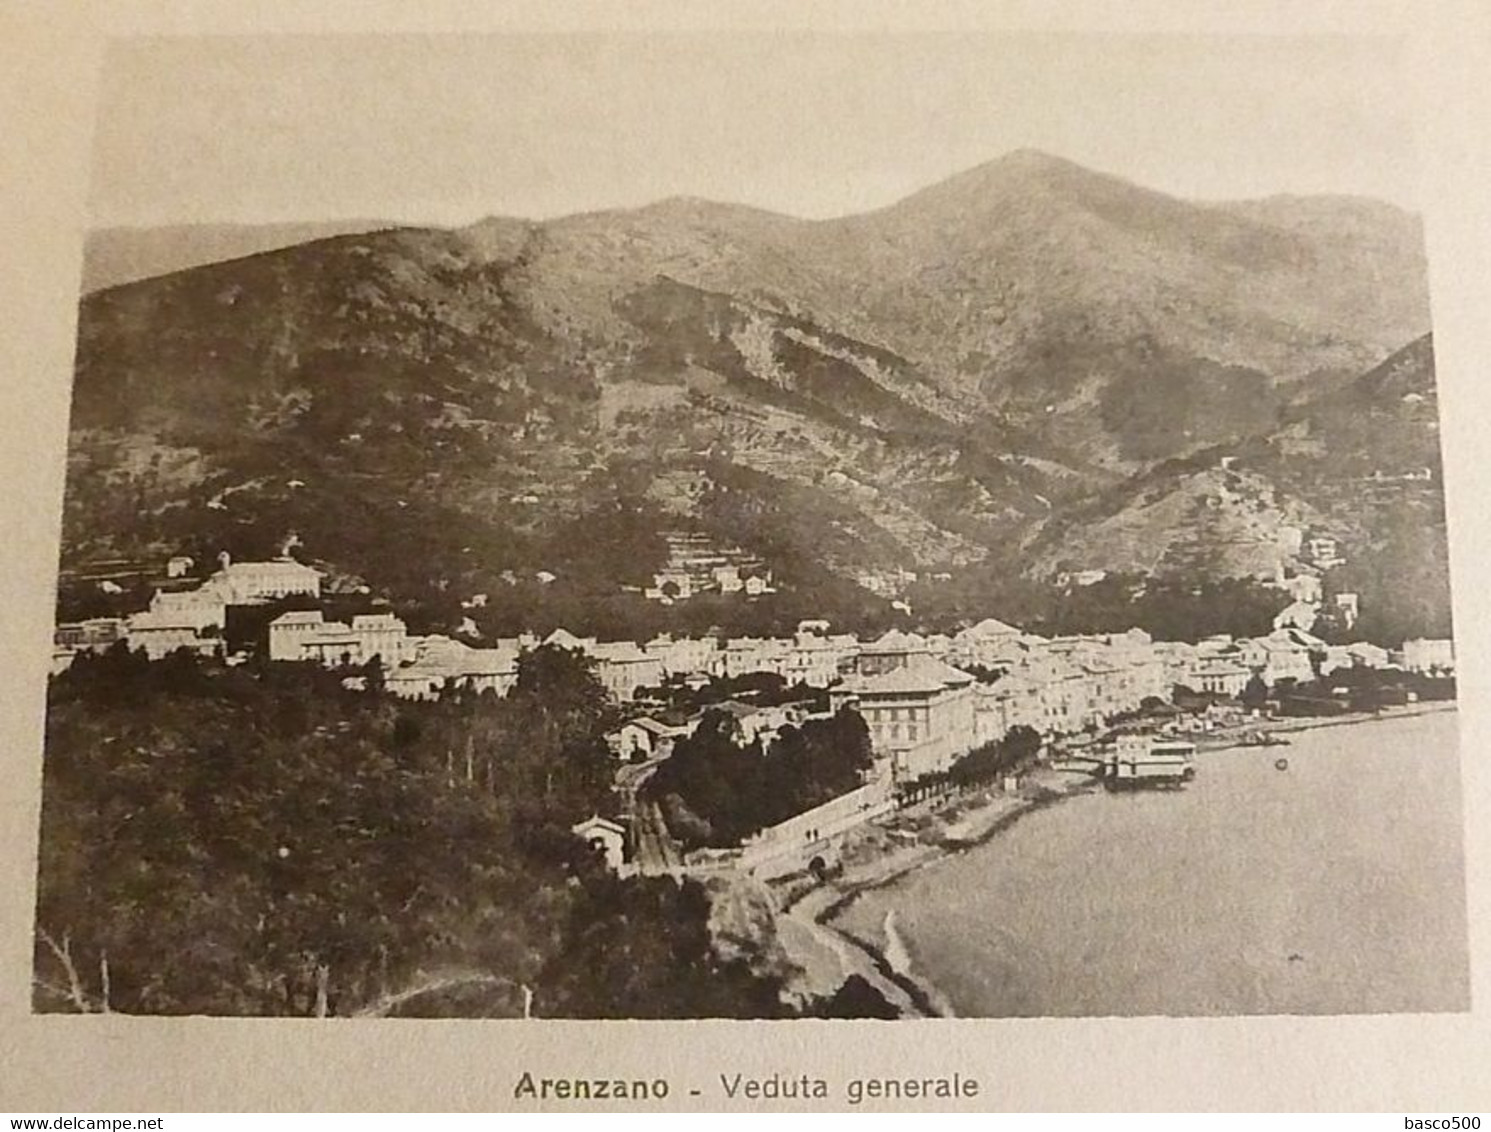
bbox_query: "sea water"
[835,709,1470,1016]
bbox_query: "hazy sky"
[88,32,1421,228]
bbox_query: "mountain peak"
[872,149,1154,223]
[990,147,1086,173]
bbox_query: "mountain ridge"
[62,150,1446,642]
[83,220,403,293]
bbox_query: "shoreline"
[777,766,1102,1017]
[773,698,1458,1018]
[1193,697,1456,754]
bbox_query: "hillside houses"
[118,585,233,660]
[53,553,323,668]
[643,531,775,603]
[266,609,523,699]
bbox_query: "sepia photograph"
[27,28,1468,1028]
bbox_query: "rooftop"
[959,616,1022,639]
[216,558,322,577]
[270,611,325,626]
[844,656,975,696]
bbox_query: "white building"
[1320,642,1393,676]
[952,617,1025,669]
[124,609,220,660]
[781,631,843,687]
[203,555,323,605]
[1273,600,1320,633]
[267,610,327,661]
[590,641,665,701]
[1400,637,1455,675]
[1192,658,1252,697]
[1239,630,1319,686]
[608,717,693,761]
[718,637,790,680]
[545,627,598,653]
[643,634,719,678]
[833,655,978,781]
[386,636,520,700]
[268,610,412,667]
[147,588,226,633]
[572,815,628,872]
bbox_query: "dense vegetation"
[1267,667,1457,716]
[33,645,845,1018]
[894,725,1044,805]
[909,571,1289,643]
[646,709,875,850]
[947,726,1044,790]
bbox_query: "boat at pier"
[1102,735,1196,790]
[1239,729,1290,748]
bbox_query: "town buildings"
[1320,641,1393,676]
[54,541,1452,871]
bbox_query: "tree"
[807,975,901,1019]
[999,724,1042,766]
[646,708,873,849]
[37,658,619,1017]
[535,875,791,1019]
[1240,674,1269,710]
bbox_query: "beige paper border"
[2,0,1490,1112]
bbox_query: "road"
[614,756,683,875]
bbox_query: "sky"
[87,32,1422,228]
